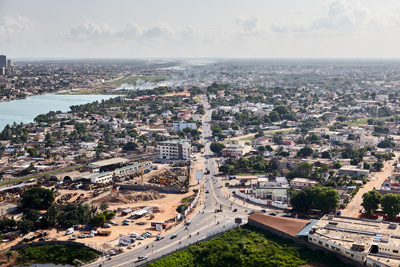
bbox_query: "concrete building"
[290,178,318,189]
[221,144,251,158]
[308,215,400,266]
[83,172,113,184]
[172,122,197,132]
[114,161,152,176]
[0,55,6,68]
[338,165,370,177]
[158,139,191,160]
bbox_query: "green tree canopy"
[362,190,382,216]
[210,142,226,154]
[381,193,400,219]
[22,187,55,210]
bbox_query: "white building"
[173,122,197,133]
[83,172,113,184]
[158,139,192,160]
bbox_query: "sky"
[1,0,400,59]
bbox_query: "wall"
[247,217,364,267]
[115,183,187,194]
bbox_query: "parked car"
[261,209,266,213]
[65,228,74,235]
[109,250,116,255]
[68,235,78,240]
[78,234,87,238]
[170,234,177,239]
[269,212,277,216]
[130,232,139,238]
[137,236,145,240]
[103,223,111,228]
[233,208,237,212]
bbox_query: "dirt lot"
[0,163,203,254]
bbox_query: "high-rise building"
[7,59,12,68]
[0,55,6,68]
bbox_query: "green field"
[149,225,349,267]
[347,116,394,127]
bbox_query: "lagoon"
[0,93,119,130]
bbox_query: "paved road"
[88,96,250,267]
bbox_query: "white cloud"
[310,0,367,30]
[270,21,308,34]
[70,21,114,39]
[235,16,260,32]
[0,15,34,39]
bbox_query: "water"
[0,93,119,130]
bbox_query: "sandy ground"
[341,153,399,217]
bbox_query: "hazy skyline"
[2,0,400,59]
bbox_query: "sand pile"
[93,190,165,205]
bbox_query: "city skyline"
[2,0,400,59]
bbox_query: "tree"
[381,193,400,219]
[176,204,188,214]
[89,213,106,227]
[210,142,226,154]
[41,204,60,227]
[373,162,384,171]
[23,210,41,222]
[123,142,138,151]
[22,187,55,210]
[298,146,313,157]
[333,162,342,169]
[17,219,34,234]
[312,186,340,213]
[294,162,313,178]
[363,162,371,170]
[99,203,109,212]
[290,187,313,212]
[257,146,266,154]
[219,164,233,174]
[265,145,273,152]
[362,191,381,216]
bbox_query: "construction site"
[0,156,203,254]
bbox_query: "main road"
[88,96,250,267]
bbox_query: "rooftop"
[88,157,129,168]
[249,213,310,236]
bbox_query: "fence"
[235,191,288,209]
[136,223,239,267]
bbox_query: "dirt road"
[341,154,398,217]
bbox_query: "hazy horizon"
[2,0,400,59]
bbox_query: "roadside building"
[337,165,370,177]
[158,139,192,160]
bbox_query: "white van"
[65,228,74,235]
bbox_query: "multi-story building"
[158,139,191,160]
[173,122,197,133]
[308,215,400,266]
[0,55,6,68]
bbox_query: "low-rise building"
[338,165,370,177]
[290,178,318,189]
[221,144,251,158]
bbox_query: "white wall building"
[173,122,197,133]
[158,139,192,160]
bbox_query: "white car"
[65,228,74,235]
[138,256,148,262]
[130,233,139,238]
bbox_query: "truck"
[151,221,168,229]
